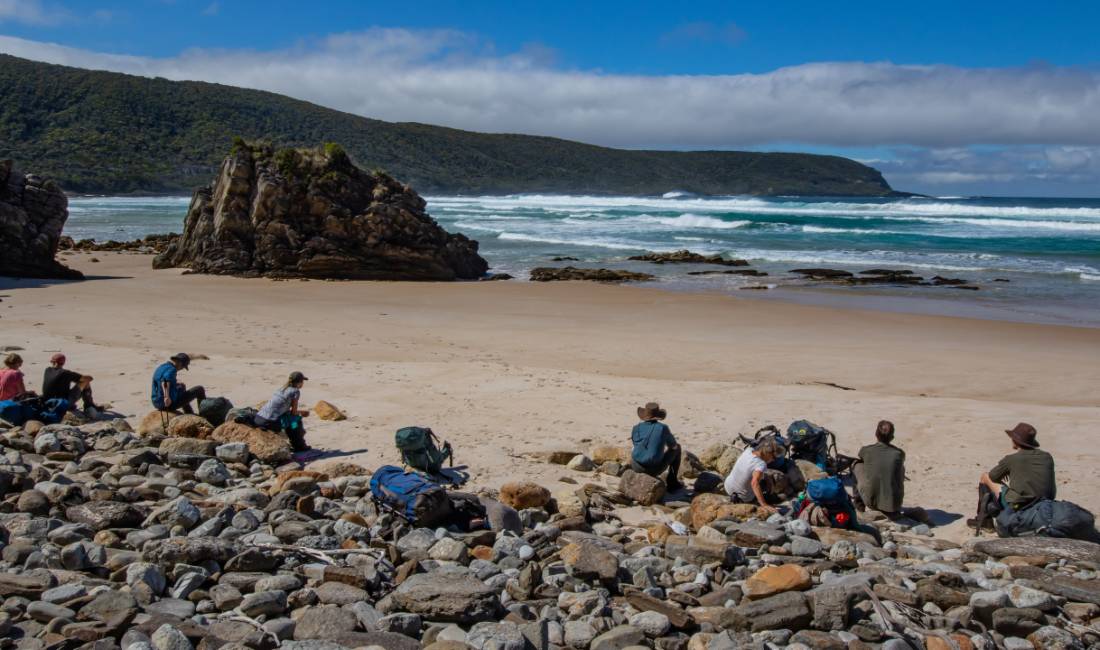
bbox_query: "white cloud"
[3,28,1100,193]
[1,29,1098,152]
[201,2,218,16]
[0,0,68,25]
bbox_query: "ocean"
[65,193,1100,326]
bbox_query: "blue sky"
[2,0,1100,196]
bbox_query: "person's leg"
[280,413,309,452]
[178,385,206,414]
[664,446,683,490]
[630,458,663,477]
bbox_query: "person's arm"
[290,395,300,416]
[664,425,679,450]
[751,469,776,513]
[161,380,173,407]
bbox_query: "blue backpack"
[0,398,68,426]
[806,477,857,529]
[369,465,452,526]
[0,400,30,425]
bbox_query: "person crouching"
[724,438,782,515]
[254,371,311,452]
[630,402,683,492]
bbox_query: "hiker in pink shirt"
[0,353,30,401]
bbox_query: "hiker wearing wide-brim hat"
[629,402,682,493]
[151,353,207,414]
[979,421,1056,514]
[636,402,666,421]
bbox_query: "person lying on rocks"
[853,420,906,517]
[42,353,102,416]
[253,371,311,453]
[724,438,782,515]
[979,422,1056,514]
[630,401,683,492]
[151,353,206,414]
[0,353,33,402]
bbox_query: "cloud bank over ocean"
[2,28,1099,194]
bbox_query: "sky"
[1,0,1100,196]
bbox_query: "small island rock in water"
[153,141,488,280]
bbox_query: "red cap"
[50,353,66,365]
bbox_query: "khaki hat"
[637,402,666,421]
[1005,422,1039,449]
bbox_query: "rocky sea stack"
[153,142,488,280]
[0,160,82,280]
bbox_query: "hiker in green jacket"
[854,420,906,516]
[979,422,1056,511]
[630,402,683,492]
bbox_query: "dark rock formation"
[60,233,178,254]
[0,160,82,279]
[790,268,854,280]
[630,250,749,266]
[529,267,656,283]
[688,269,768,276]
[153,143,488,280]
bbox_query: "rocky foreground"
[152,143,488,281]
[1,413,1098,650]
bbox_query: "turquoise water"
[66,193,1100,325]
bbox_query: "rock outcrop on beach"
[529,267,657,283]
[153,142,488,280]
[0,160,82,280]
[629,250,749,267]
[1,412,1097,649]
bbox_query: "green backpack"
[395,426,452,474]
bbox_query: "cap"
[170,353,191,369]
[289,371,309,382]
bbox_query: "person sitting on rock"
[854,420,906,517]
[253,371,311,453]
[724,438,782,515]
[42,353,101,416]
[630,402,683,492]
[151,353,206,414]
[0,353,32,402]
[979,422,1056,513]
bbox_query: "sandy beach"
[3,252,1099,541]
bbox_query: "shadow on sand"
[923,508,965,527]
[0,275,131,290]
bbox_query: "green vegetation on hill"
[0,54,899,196]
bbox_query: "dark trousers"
[172,384,206,414]
[631,446,682,486]
[256,413,308,452]
[65,385,95,411]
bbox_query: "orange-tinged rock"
[210,421,292,464]
[313,400,346,421]
[340,512,370,527]
[591,446,629,464]
[313,461,370,477]
[137,410,177,436]
[470,546,494,561]
[926,635,974,650]
[166,414,214,439]
[270,470,330,495]
[646,523,674,544]
[689,493,760,530]
[499,482,551,510]
[743,564,813,600]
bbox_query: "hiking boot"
[966,516,997,532]
[666,480,685,493]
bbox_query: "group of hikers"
[1,351,1089,538]
[150,353,312,453]
[627,401,1089,539]
[0,352,104,422]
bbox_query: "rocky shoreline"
[1,411,1097,650]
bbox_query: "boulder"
[138,410,177,436]
[165,414,214,439]
[529,267,656,283]
[153,143,487,280]
[391,572,500,623]
[210,421,293,463]
[726,591,812,632]
[628,250,749,267]
[665,535,743,568]
[159,437,217,457]
[561,542,620,580]
[969,536,1100,564]
[689,493,760,529]
[499,481,551,510]
[743,564,812,600]
[66,501,144,531]
[591,446,629,464]
[0,161,82,279]
[313,400,346,421]
[619,469,666,506]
